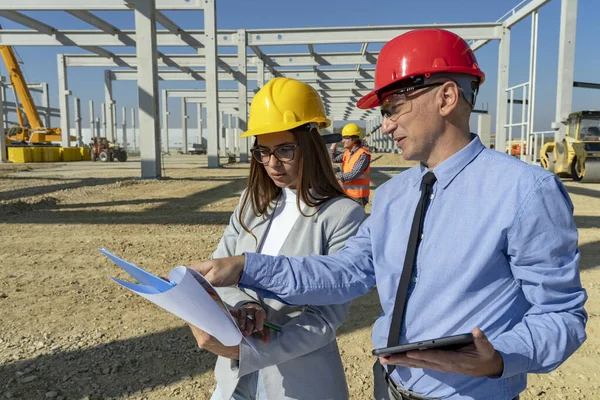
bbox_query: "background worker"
[331,122,372,207]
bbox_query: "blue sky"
[1,0,599,134]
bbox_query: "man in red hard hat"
[191,29,587,400]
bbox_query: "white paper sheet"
[100,248,256,351]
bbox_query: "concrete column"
[257,58,265,88]
[104,70,115,142]
[42,83,50,128]
[101,102,106,137]
[74,97,83,146]
[495,27,510,153]
[112,102,118,143]
[161,89,170,153]
[134,0,162,178]
[0,79,6,162]
[204,0,220,167]
[197,103,204,145]
[478,114,492,148]
[131,108,137,152]
[122,107,128,151]
[57,54,71,147]
[553,0,578,142]
[237,29,249,162]
[181,97,188,153]
[1,83,7,131]
[89,100,95,140]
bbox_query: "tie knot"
[421,171,437,188]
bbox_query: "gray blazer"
[211,192,366,400]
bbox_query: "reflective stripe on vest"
[340,147,371,199]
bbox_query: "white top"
[260,188,303,256]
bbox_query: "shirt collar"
[413,134,485,189]
[348,145,361,155]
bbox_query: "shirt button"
[420,233,424,239]
[412,276,418,283]
[430,194,435,200]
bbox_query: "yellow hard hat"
[341,123,362,137]
[240,77,331,138]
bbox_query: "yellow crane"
[1,30,66,145]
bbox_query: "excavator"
[540,110,600,183]
[1,28,70,146]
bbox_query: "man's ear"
[438,81,460,117]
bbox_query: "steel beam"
[246,23,502,46]
[64,51,381,68]
[0,1,205,10]
[0,30,237,47]
[110,68,374,81]
[471,0,551,51]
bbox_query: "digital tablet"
[372,333,474,357]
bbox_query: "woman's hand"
[188,325,240,360]
[232,303,271,345]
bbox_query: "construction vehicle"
[540,110,600,183]
[90,137,128,162]
[507,140,526,157]
[1,26,73,146]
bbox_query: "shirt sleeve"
[331,150,344,163]
[212,194,259,309]
[240,204,376,305]
[338,152,370,182]
[490,175,588,378]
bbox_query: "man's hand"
[189,325,240,360]
[189,255,245,287]
[380,327,504,378]
[331,142,338,152]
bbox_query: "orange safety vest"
[340,147,371,199]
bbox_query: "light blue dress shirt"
[240,135,587,399]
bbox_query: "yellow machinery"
[540,110,600,183]
[1,30,68,145]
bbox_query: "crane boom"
[0,44,44,130]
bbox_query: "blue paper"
[100,248,174,293]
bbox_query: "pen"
[246,315,282,332]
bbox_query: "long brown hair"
[239,123,347,243]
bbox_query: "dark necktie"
[386,171,437,374]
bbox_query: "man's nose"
[381,117,396,136]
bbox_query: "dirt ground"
[0,154,598,400]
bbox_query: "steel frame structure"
[0,0,573,176]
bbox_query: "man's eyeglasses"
[379,83,443,121]
[251,144,297,164]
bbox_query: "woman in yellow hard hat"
[188,77,365,400]
[331,123,372,207]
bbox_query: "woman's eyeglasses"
[251,144,297,164]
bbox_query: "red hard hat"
[357,29,485,110]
